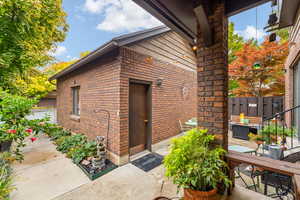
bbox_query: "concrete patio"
[11,134,90,200]
[10,131,274,200]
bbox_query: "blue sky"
[51,0,272,61]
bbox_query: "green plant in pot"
[164,129,231,200]
[248,133,265,145]
[260,123,296,144]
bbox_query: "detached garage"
[50,26,197,165]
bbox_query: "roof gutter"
[49,41,118,81]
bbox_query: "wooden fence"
[228,96,284,120]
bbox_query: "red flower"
[25,129,33,133]
[30,137,37,142]
[7,129,17,134]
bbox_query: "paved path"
[10,132,271,200]
[11,134,90,200]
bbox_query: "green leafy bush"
[0,91,38,161]
[0,91,37,125]
[0,153,15,200]
[261,123,296,137]
[67,141,97,164]
[56,134,87,153]
[0,123,32,161]
[164,129,231,192]
[47,128,71,141]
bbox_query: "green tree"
[276,28,289,43]
[228,22,245,64]
[0,0,68,90]
[228,22,245,96]
[13,51,90,99]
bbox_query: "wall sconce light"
[156,78,163,86]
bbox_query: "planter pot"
[269,145,283,160]
[153,197,171,200]
[0,140,12,152]
[255,140,264,145]
[184,188,217,200]
[262,144,269,150]
[77,159,118,181]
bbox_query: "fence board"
[228,96,284,119]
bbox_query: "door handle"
[144,120,148,123]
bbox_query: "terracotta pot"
[184,188,217,200]
[153,197,171,200]
[255,140,264,145]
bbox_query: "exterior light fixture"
[192,46,197,51]
[156,78,163,86]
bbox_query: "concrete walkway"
[10,133,272,200]
[11,134,90,200]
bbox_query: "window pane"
[72,87,80,115]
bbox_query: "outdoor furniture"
[229,145,261,192]
[232,123,258,140]
[261,149,300,199]
[184,118,197,127]
[229,145,257,154]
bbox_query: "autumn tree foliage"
[229,40,289,97]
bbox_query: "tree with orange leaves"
[229,39,288,97]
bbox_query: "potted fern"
[164,129,231,200]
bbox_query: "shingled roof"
[49,26,170,80]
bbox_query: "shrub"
[47,128,71,141]
[67,141,97,164]
[56,134,87,153]
[0,91,37,161]
[0,153,15,200]
[164,129,231,192]
[0,91,37,125]
[0,123,32,161]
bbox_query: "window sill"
[70,115,80,122]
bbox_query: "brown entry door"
[129,82,150,155]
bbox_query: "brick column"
[197,3,228,150]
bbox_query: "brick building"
[50,26,197,165]
[282,2,300,137]
[37,90,57,108]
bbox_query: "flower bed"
[36,122,117,180]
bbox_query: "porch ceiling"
[132,0,271,43]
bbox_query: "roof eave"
[49,41,118,81]
[278,0,300,29]
[132,0,196,43]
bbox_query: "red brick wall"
[56,53,121,155]
[196,3,228,148]
[56,47,197,160]
[285,7,300,126]
[119,47,197,156]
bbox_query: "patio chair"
[261,149,300,199]
[235,163,263,192]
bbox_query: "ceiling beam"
[225,0,271,17]
[194,5,212,46]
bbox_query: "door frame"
[128,79,152,154]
